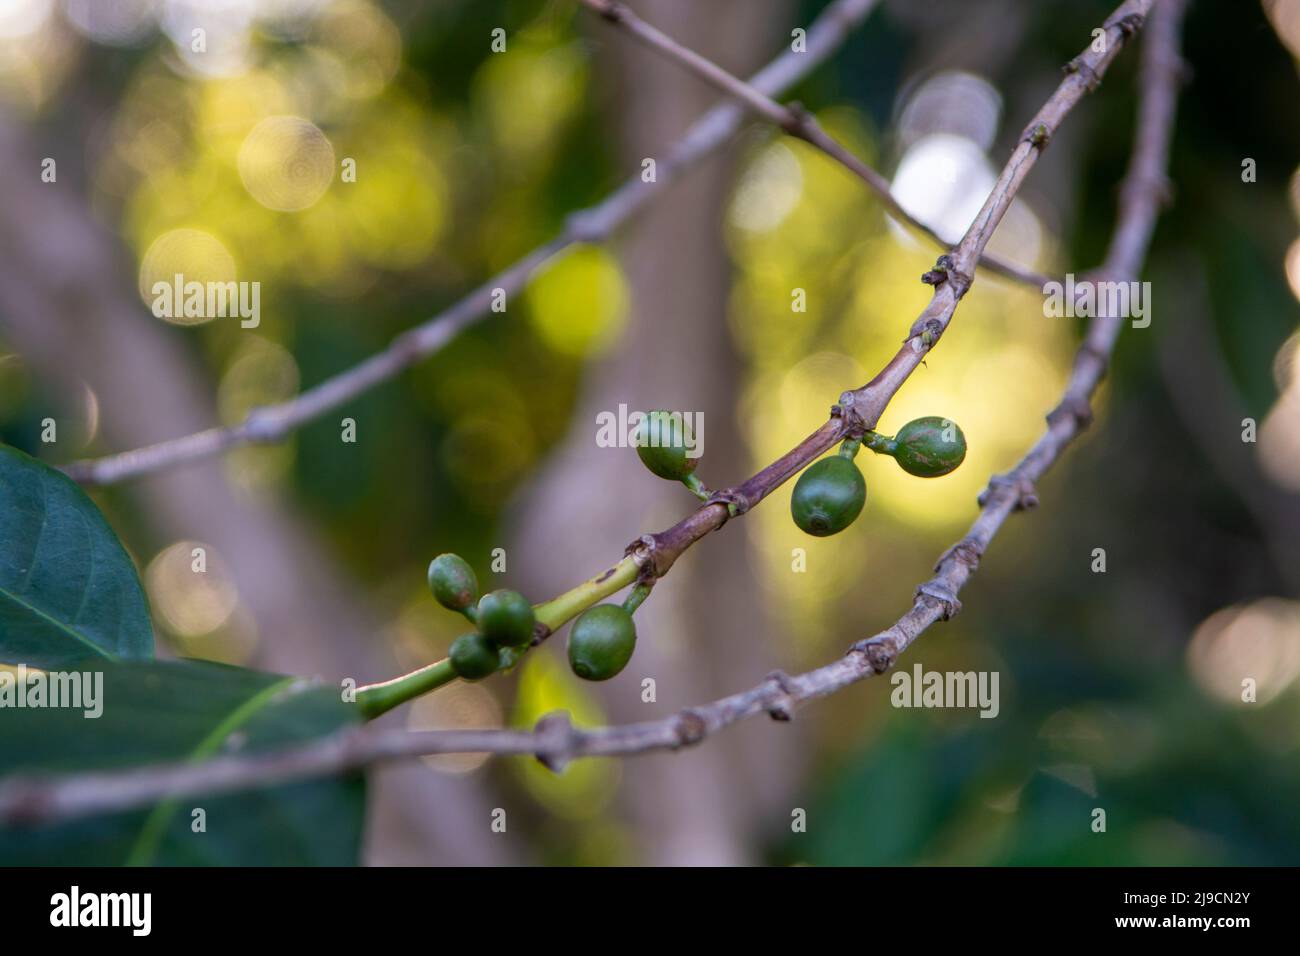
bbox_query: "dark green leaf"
[0,659,365,866]
[0,445,153,667]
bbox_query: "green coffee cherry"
[635,410,699,482]
[568,604,637,681]
[449,633,499,680]
[428,553,479,612]
[891,417,967,477]
[790,455,866,537]
[476,589,535,647]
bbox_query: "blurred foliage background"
[1,0,1298,865]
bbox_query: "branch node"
[906,316,946,352]
[763,670,799,721]
[782,100,814,137]
[1108,11,1146,39]
[706,488,752,521]
[935,538,982,574]
[915,580,962,621]
[835,389,873,436]
[1024,122,1053,150]
[1064,56,1102,91]
[1046,393,1094,431]
[591,0,624,23]
[625,533,673,578]
[921,253,972,299]
[978,474,1039,511]
[533,711,578,773]
[920,253,952,287]
[673,709,708,748]
[850,633,898,674]
[528,619,552,648]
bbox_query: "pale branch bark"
[59,0,882,488]
[581,0,1053,289]
[0,0,1187,829]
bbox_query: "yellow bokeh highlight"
[237,115,336,212]
[526,244,629,358]
[144,540,257,664]
[313,0,402,102]
[217,336,301,492]
[472,37,585,171]
[145,541,239,638]
[217,336,301,426]
[137,227,238,325]
[119,22,454,297]
[198,71,296,157]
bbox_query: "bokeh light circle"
[237,115,335,211]
[138,227,238,325]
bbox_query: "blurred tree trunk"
[508,0,804,864]
[0,109,515,867]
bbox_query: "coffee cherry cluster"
[428,552,649,684]
[789,416,967,538]
[427,553,536,681]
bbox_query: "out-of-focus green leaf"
[0,445,153,668]
[0,659,365,866]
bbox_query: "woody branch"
[0,0,1188,828]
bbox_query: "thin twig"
[0,0,1188,829]
[60,0,884,488]
[582,0,1053,288]
[612,0,1155,594]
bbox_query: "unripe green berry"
[567,604,637,681]
[790,455,866,537]
[892,417,967,477]
[635,410,699,481]
[476,589,535,647]
[427,553,479,612]
[449,633,499,681]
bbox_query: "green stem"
[533,555,640,631]
[622,581,653,615]
[356,659,457,719]
[862,430,898,457]
[839,437,863,459]
[681,473,710,501]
